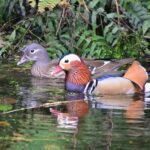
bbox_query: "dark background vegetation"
[0,0,150,59]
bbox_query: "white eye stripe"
[30,49,40,54]
[60,54,81,64]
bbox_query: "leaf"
[38,0,60,13]
[112,38,118,47]
[28,0,36,8]
[106,32,114,43]
[19,0,26,16]
[29,0,60,12]
[0,37,5,48]
[0,104,13,111]
[96,7,105,14]
[112,26,119,34]
[106,13,117,19]
[76,34,85,46]
[89,0,99,9]
[142,20,150,34]
[0,121,10,127]
[9,30,16,42]
[90,43,97,53]
[82,38,91,49]
[103,22,113,36]
[91,11,97,29]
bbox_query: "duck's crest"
[123,61,148,89]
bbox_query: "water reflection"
[50,93,146,134]
[48,93,150,150]
[124,100,144,122]
[50,94,89,132]
[18,77,64,108]
[87,94,145,123]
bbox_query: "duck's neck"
[31,59,50,77]
[65,64,91,92]
[33,56,50,67]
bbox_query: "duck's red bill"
[51,65,63,75]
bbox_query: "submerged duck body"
[52,54,148,95]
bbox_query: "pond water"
[0,61,150,150]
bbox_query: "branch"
[56,7,66,36]
[114,0,120,25]
[1,100,83,115]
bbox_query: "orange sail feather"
[123,61,148,90]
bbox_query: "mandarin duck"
[52,54,148,95]
[17,43,134,78]
[17,43,64,78]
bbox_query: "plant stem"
[1,100,83,115]
[115,0,120,25]
[56,7,66,36]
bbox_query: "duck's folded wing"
[90,58,134,78]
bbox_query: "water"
[0,61,150,150]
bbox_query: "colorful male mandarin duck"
[52,54,148,95]
[17,43,134,78]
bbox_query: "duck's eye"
[30,49,35,53]
[64,59,69,63]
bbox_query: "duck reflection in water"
[50,93,89,129]
[50,93,146,127]
[124,96,145,123]
[49,93,146,150]
[19,77,64,108]
[87,94,145,122]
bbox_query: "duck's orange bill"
[51,65,63,75]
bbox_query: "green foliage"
[122,2,150,33]
[0,0,7,24]
[75,28,111,58]
[0,0,150,59]
[0,104,12,111]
